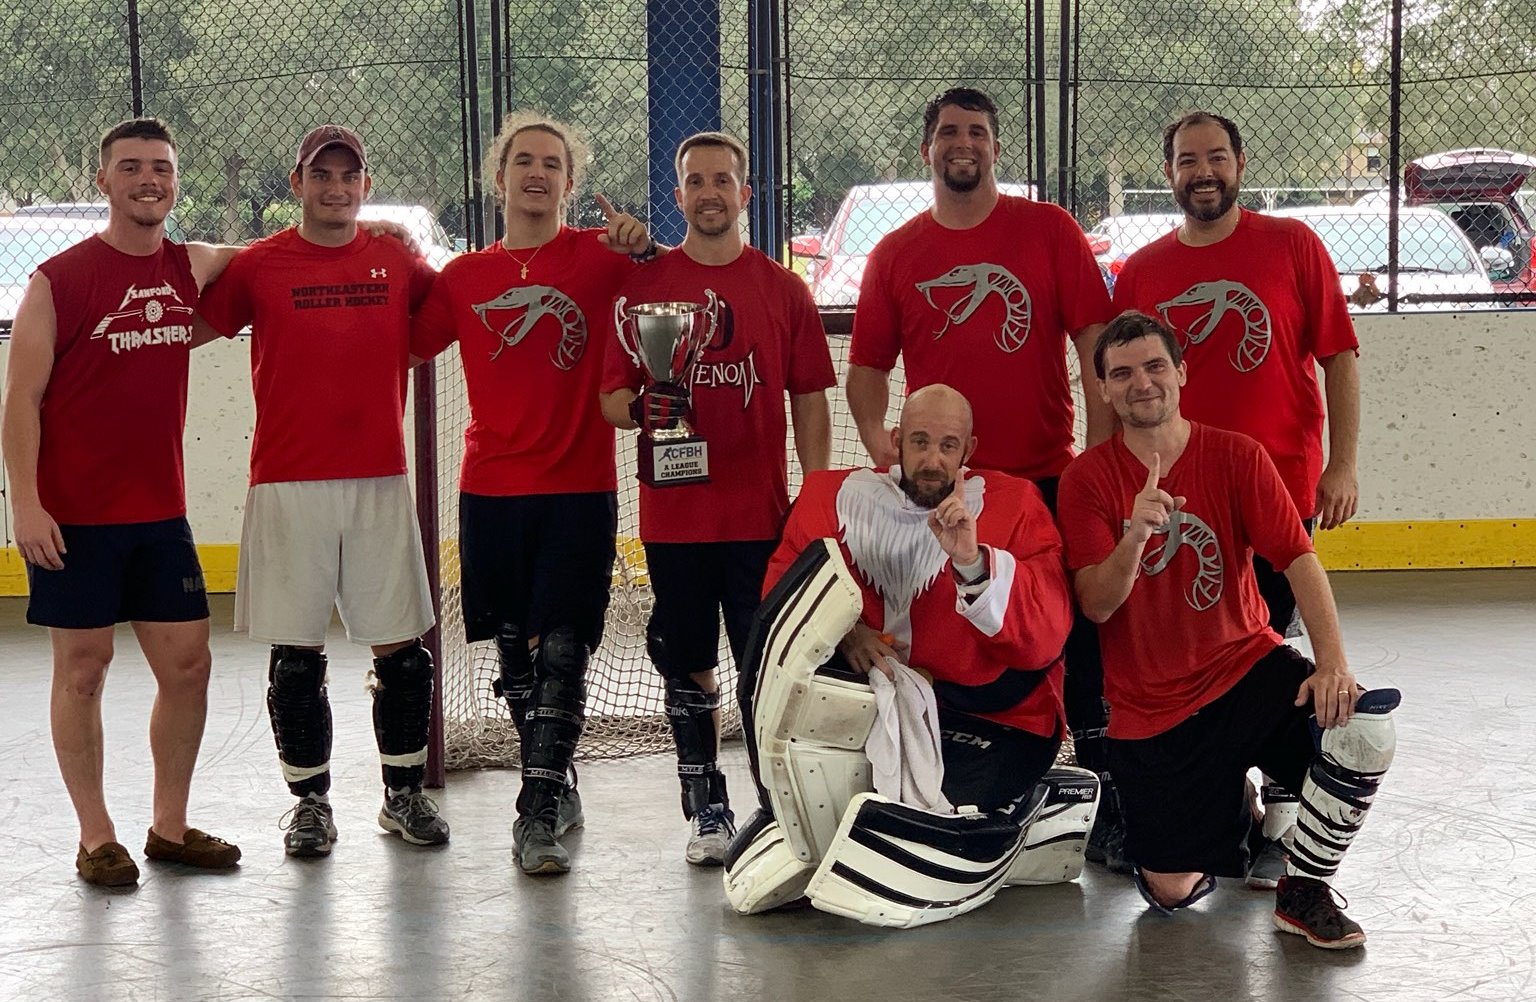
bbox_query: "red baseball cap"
[295,124,368,170]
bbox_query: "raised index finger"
[594,192,617,221]
[1144,452,1161,492]
[952,465,966,498]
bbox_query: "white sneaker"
[685,804,736,867]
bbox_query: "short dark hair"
[1161,111,1242,164]
[1093,311,1184,380]
[100,117,177,165]
[922,87,1000,145]
[675,130,749,185]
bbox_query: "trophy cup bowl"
[613,290,720,485]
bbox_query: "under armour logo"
[370,268,387,279]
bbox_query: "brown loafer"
[76,842,140,887]
[144,827,242,869]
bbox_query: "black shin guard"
[267,646,332,798]
[516,627,587,823]
[370,641,434,791]
[665,676,728,819]
[491,623,536,755]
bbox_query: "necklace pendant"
[520,265,529,279]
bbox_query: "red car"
[1404,148,1536,294]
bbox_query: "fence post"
[648,0,722,245]
[126,0,143,117]
[747,0,785,258]
[1387,0,1403,313]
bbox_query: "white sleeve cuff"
[956,546,1016,637]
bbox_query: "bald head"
[891,384,977,508]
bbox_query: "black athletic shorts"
[938,707,1061,815]
[458,491,617,649]
[1108,644,1316,877]
[26,517,209,629]
[644,539,777,679]
[1252,517,1317,637]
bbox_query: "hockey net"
[432,330,1083,770]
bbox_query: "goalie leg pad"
[267,645,332,797]
[1288,688,1399,881]
[722,807,818,914]
[516,627,588,823]
[806,787,1050,929]
[1004,766,1102,886]
[369,640,433,790]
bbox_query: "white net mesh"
[435,327,1084,771]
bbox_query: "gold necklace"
[500,238,547,280]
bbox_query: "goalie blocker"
[722,539,1101,928]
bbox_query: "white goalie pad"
[1004,766,1101,886]
[724,539,872,915]
[805,787,1050,929]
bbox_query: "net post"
[414,359,447,789]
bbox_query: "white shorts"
[235,475,436,647]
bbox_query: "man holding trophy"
[600,131,835,866]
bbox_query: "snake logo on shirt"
[1155,281,1272,372]
[1123,508,1224,612]
[915,263,1032,353]
[472,285,587,370]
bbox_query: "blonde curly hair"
[483,111,592,208]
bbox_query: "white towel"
[865,659,953,814]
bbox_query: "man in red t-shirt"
[1057,312,1400,950]
[409,112,653,875]
[2,118,245,886]
[195,125,449,858]
[598,131,835,866]
[1111,111,1363,884]
[846,86,1119,864]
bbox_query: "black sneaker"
[1087,810,1133,874]
[378,790,450,846]
[555,786,584,839]
[281,797,338,858]
[513,816,570,875]
[1274,875,1367,949]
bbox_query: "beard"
[1120,396,1175,429]
[690,204,734,236]
[1175,179,1238,222]
[898,467,953,509]
[939,163,982,194]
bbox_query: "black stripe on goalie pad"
[849,798,1028,864]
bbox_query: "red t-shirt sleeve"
[408,271,457,362]
[407,249,438,313]
[1056,454,1122,571]
[1237,438,1314,571]
[1110,251,1144,316]
[1295,224,1359,359]
[1052,208,1115,335]
[786,277,836,394]
[849,241,901,370]
[196,247,255,337]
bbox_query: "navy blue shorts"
[26,517,209,629]
[458,491,617,649]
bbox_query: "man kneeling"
[724,385,1100,928]
[1058,312,1399,949]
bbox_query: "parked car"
[0,217,103,324]
[360,202,456,269]
[1086,211,1183,293]
[1356,149,1536,294]
[13,200,187,243]
[1271,205,1496,310]
[790,180,1036,307]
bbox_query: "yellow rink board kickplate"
[0,521,1531,597]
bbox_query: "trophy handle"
[687,288,721,368]
[613,295,646,371]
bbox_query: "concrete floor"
[0,569,1533,1002]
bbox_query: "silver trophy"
[613,290,721,486]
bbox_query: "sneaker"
[76,841,139,887]
[144,827,242,868]
[379,790,450,846]
[1274,875,1367,949]
[555,786,584,839]
[1246,837,1288,890]
[513,816,570,875]
[1086,811,1133,875]
[685,804,736,867]
[280,797,338,858]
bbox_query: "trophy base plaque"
[640,436,711,487]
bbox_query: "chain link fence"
[3,0,1532,771]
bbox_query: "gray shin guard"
[492,623,536,754]
[517,627,587,822]
[664,676,727,818]
[267,646,333,797]
[370,641,434,790]
[1288,688,1400,881]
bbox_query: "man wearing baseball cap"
[194,123,447,858]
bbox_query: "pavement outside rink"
[0,568,1532,1002]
